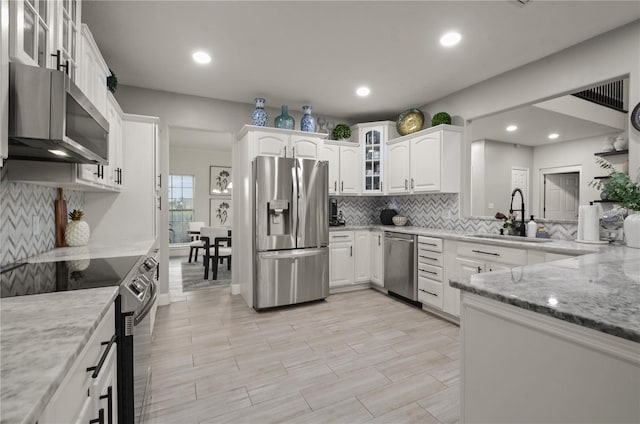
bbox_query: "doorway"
[543,172,580,219]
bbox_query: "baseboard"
[329,282,371,294]
[157,293,171,306]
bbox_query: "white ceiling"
[82,1,640,122]
[169,127,233,150]
[470,103,623,146]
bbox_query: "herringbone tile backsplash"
[1,167,84,267]
[335,193,577,240]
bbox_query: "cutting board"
[55,188,67,247]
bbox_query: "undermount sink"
[467,233,554,243]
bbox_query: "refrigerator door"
[255,156,296,251]
[296,158,329,248]
[254,247,329,309]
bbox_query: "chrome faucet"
[509,188,526,237]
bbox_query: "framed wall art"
[210,166,232,196]
[210,196,232,227]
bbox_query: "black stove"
[0,255,144,298]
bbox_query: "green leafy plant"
[431,112,451,126]
[590,158,640,211]
[332,124,351,140]
[107,69,118,94]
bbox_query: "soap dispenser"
[527,215,537,238]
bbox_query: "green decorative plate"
[396,109,425,136]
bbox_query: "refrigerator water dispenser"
[267,199,290,235]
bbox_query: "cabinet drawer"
[417,250,443,267]
[329,231,353,243]
[417,263,442,282]
[418,276,443,309]
[417,236,443,252]
[457,242,527,266]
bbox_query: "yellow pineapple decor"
[64,209,90,246]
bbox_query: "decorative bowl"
[392,216,408,226]
[396,109,425,136]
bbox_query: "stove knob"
[142,257,158,272]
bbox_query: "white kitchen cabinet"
[417,236,444,309]
[39,304,116,424]
[77,24,108,117]
[105,93,124,189]
[370,230,384,288]
[338,144,360,194]
[354,231,371,283]
[243,126,326,159]
[329,232,354,287]
[0,0,8,167]
[319,143,340,194]
[352,121,398,194]
[386,125,462,194]
[53,0,81,82]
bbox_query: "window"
[168,175,194,243]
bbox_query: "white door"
[329,242,354,287]
[254,131,289,157]
[510,167,529,219]
[339,145,361,194]
[386,142,410,193]
[544,172,579,220]
[411,133,441,192]
[370,231,384,287]
[318,144,340,194]
[354,231,371,283]
[290,135,319,159]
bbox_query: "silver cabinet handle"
[332,235,349,238]
[378,235,381,246]
[472,249,500,256]
[419,288,438,297]
[350,246,353,256]
[419,255,438,261]
[341,181,344,191]
[411,178,415,189]
[292,146,295,157]
[334,181,337,191]
[386,237,414,243]
[405,179,408,190]
[420,269,438,275]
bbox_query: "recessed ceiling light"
[192,51,211,64]
[506,125,518,132]
[440,32,462,47]
[356,86,370,97]
[49,149,68,157]
[548,133,559,140]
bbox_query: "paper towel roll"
[578,205,600,241]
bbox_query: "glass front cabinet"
[352,121,399,194]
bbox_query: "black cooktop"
[1,255,143,298]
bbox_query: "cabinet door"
[1,0,8,166]
[9,0,53,67]
[354,231,371,282]
[319,144,340,194]
[411,132,441,192]
[290,135,320,159]
[386,142,410,193]
[254,131,288,157]
[77,164,100,184]
[485,262,512,273]
[371,231,384,287]
[339,145,361,194]
[54,0,81,82]
[329,242,354,287]
[448,256,484,317]
[362,128,383,193]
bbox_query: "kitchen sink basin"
[467,233,554,243]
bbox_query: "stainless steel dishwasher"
[384,232,417,301]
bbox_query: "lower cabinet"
[370,230,384,288]
[329,230,376,289]
[329,231,354,287]
[39,304,117,424]
[354,231,371,283]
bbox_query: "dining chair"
[200,226,232,280]
[187,221,205,263]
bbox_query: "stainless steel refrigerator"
[253,155,329,309]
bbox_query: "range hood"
[8,63,109,164]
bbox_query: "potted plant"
[431,112,452,127]
[332,124,351,141]
[591,158,640,248]
[495,211,519,235]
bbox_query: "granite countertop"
[1,287,119,424]
[27,238,158,263]
[331,225,639,342]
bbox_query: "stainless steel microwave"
[8,62,109,164]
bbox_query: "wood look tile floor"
[145,286,460,424]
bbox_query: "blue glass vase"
[274,105,295,130]
[252,98,267,126]
[301,105,316,132]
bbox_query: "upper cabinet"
[1,0,8,166]
[386,125,462,194]
[76,24,108,117]
[319,140,361,195]
[352,121,398,195]
[237,125,327,160]
[9,0,81,81]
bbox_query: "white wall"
[421,22,640,217]
[169,146,231,227]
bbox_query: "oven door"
[133,280,156,424]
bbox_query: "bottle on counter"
[527,215,537,238]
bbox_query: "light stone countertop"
[27,238,158,263]
[0,287,119,424]
[331,225,639,342]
